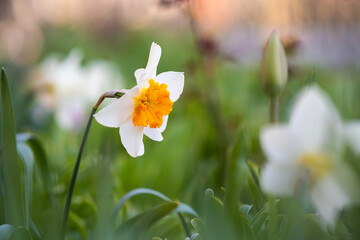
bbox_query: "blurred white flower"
[94,42,184,157]
[260,85,360,225]
[32,48,122,131]
[85,60,122,101]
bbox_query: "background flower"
[260,85,360,224]
[31,49,123,131]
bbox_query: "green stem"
[60,91,122,239]
[269,97,278,124]
[178,212,191,238]
[268,96,278,240]
[268,197,277,240]
[61,107,96,239]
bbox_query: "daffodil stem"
[94,90,124,109]
[61,91,123,239]
[61,107,96,239]
[269,96,278,240]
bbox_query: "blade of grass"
[0,68,26,227]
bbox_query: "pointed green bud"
[260,30,288,97]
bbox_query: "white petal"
[155,72,184,102]
[94,90,135,128]
[344,121,360,155]
[143,115,169,141]
[158,115,168,133]
[134,68,146,85]
[261,163,299,195]
[260,124,297,164]
[289,85,342,152]
[310,176,349,225]
[145,42,161,79]
[143,127,163,141]
[119,120,144,157]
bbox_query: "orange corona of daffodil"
[132,79,173,128]
[94,42,184,157]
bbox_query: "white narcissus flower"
[260,85,360,225]
[32,49,122,131]
[94,42,185,157]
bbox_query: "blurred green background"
[1,0,360,239]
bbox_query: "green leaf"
[189,233,200,240]
[222,137,256,240]
[0,224,16,239]
[0,224,32,240]
[224,132,246,210]
[225,205,255,240]
[112,188,197,239]
[203,189,229,239]
[68,212,87,239]
[17,133,54,206]
[341,204,360,239]
[0,68,26,227]
[245,161,264,210]
[240,204,253,219]
[0,153,4,221]
[251,211,268,234]
[112,188,171,216]
[116,202,179,239]
[304,214,330,240]
[29,218,41,239]
[250,203,269,234]
[112,188,198,218]
[204,188,223,210]
[239,214,256,240]
[17,142,34,229]
[191,218,207,238]
[185,233,200,240]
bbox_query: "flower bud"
[260,30,288,97]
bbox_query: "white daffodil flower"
[32,49,122,131]
[94,42,185,157]
[260,85,360,225]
